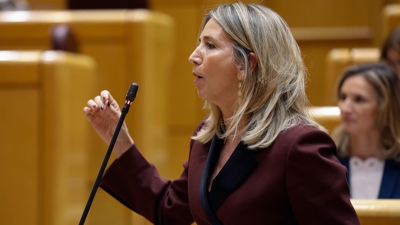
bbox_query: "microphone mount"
[79,83,139,225]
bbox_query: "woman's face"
[188,18,241,111]
[386,48,400,77]
[338,75,379,135]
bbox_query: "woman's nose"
[188,48,201,65]
[339,99,352,114]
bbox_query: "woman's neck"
[222,114,248,143]
[349,130,385,160]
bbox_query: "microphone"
[121,83,139,114]
[79,83,139,225]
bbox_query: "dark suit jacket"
[338,157,400,198]
[100,122,360,224]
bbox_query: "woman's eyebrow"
[198,36,212,42]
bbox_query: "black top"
[200,135,257,224]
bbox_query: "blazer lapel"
[378,159,400,198]
[208,141,257,212]
[338,157,350,186]
[200,134,258,225]
[200,135,223,225]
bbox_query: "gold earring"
[237,72,244,105]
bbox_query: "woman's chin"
[343,125,355,134]
[196,90,209,102]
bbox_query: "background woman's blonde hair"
[192,2,323,149]
[332,63,400,160]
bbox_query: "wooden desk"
[352,199,400,225]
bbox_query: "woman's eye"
[206,42,215,49]
[354,95,365,103]
[339,94,346,101]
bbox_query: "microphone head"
[126,83,139,102]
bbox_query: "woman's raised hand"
[83,90,134,157]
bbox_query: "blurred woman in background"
[333,63,400,199]
[381,25,400,77]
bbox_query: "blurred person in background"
[0,0,28,10]
[381,25,400,77]
[333,63,400,199]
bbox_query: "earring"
[237,72,244,105]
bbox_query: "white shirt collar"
[350,156,385,199]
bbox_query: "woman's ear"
[248,52,258,72]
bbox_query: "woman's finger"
[101,90,120,111]
[94,95,106,111]
[86,99,99,115]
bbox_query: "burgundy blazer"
[100,122,360,225]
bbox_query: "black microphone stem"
[79,83,138,225]
[79,111,127,225]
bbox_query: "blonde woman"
[84,2,359,224]
[333,63,400,199]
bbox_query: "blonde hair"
[192,2,323,149]
[332,63,400,160]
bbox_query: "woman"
[84,2,359,224]
[381,25,400,76]
[332,63,400,199]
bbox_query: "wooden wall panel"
[150,3,206,180]
[0,50,95,225]
[324,48,380,105]
[0,88,40,224]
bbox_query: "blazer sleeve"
[285,127,360,225]
[99,144,194,225]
